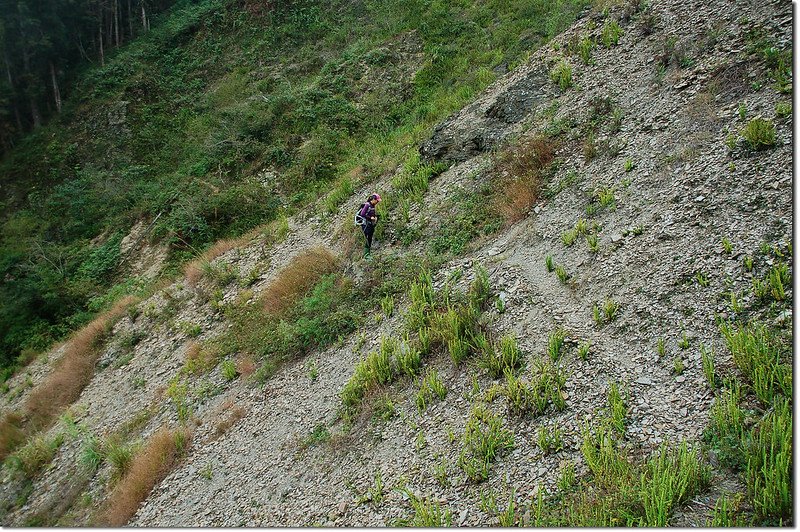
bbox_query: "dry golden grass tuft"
[261,247,339,314]
[211,402,247,440]
[0,412,26,461]
[333,217,360,260]
[235,355,257,379]
[98,426,192,527]
[493,136,557,225]
[25,295,140,433]
[184,239,239,287]
[183,341,203,371]
[183,341,224,375]
[183,216,290,288]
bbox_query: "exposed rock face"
[119,219,170,280]
[419,67,555,163]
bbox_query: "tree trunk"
[30,98,42,128]
[128,0,134,40]
[114,0,120,47]
[99,17,105,65]
[141,2,149,31]
[50,62,62,113]
[20,49,40,128]
[3,51,13,86]
[14,106,23,132]
[77,34,92,63]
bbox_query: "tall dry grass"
[333,217,360,260]
[184,239,239,287]
[24,295,140,432]
[235,354,256,378]
[493,136,557,225]
[98,426,192,526]
[184,216,290,287]
[0,412,26,461]
[211,401,247,441]
[261,247,338,314]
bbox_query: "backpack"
[354,203,368,226]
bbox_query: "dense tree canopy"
[0,0,175,150]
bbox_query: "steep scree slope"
[0,0,792,526]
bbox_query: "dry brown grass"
[184,239,239,287]
[235,355,256,379]
[261,247,338,314]
[98,426,192,526]
[183,341,224,375]
[211,403,247,440]
[0,412,26,461]
[493,136,557,225]
[25,295,140,433]
[183,341,203,372]
[333,217,360,260]
[183,216,290,288]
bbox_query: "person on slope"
[357,193,381,257]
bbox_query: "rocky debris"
[419,67,555,163]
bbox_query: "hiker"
[357,193,381,257]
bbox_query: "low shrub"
[458,404,514,481]
[492,136,556,225]
[394,489,453,526]
[639,443,711,526]
[601,19,623,47]
[0,412,26,461]
[8,432,65,478]
[415,368,447,411]
[184,239,239,287]
[747,396,791,523]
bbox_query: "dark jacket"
[359,202,378,226]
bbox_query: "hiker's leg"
[364,225,374,250]
[361,226,369,248]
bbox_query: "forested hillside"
[0,0,587,373]
[0,0,174,147]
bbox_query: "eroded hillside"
[0,0,792,526]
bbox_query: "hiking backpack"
[354,203,368,226]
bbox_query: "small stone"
[675,375,686,383]
[459,509,469,525]
[610,234,623,243]
[635,376,653,385]
[338,501,348,514]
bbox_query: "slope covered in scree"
[0,0,792,526]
